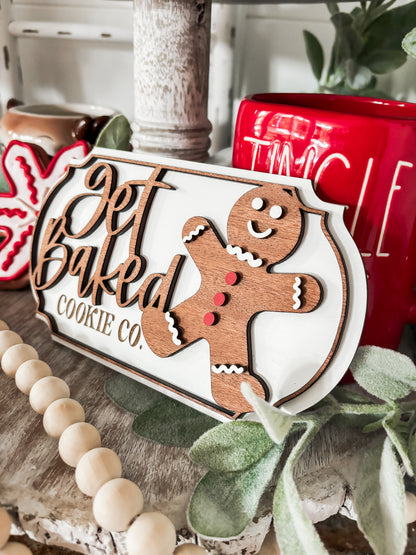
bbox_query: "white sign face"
[30,148,367,420]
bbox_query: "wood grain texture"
[132,0,212,161]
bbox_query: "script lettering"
[33,163,173,307]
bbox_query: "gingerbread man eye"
[251,197,264,211]
[270,205,283,219]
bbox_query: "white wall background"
[9,0,416,154]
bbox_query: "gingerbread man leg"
[208,337,268,414]
[210,370,268,414]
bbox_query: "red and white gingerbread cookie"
[141,183,322,415]
[0,140,89,287]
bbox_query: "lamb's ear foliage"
[105,374,216,447]
[402,27,416,58]
[105,348,416,555]
[187,347,416,555]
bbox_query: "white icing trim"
[226,244,263,268]
[165,311,181,346]
[247,220,272,239]
[182,224,206,243]
[293,276,302,310]
[211,364,245,374]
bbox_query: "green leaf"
[361,0,398,31]
[273,421,328,555]
[355,436,407,555]
[345,60,374,90]
[333,412,383,430]
[350,346,416,402]
[105,374,164,415]
[188,444,283,538]
[132,397,217,448]
[326,2,339,17]
[303,30,325,81]
[402,27,416,59]
[241,383,294,443]
[324,64,345,89]
[360,49,407,73]
[95,114,132,151]
[0,170,9,193]
[331,386,373,404]
[190,421,274,472]
[330,12,364,59]
[383,415,413,477]
[408,428,416,475]
[363,1,416,53]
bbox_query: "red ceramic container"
[233,93,416,350]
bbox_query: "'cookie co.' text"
[57,294,141,347]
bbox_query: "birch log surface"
[0,288,415,555]
[0,288,272,555]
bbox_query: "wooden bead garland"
[0,321,207,555]
[92,478,144,532]
[0,542,32,555]
[0,331,22,359]
[43,398,85,438]
[75,447,122,497]
[126,512,177,555]
[0,508,11,549]
[58,422,101,467]
[174,545,207,554]
[15,360,52,395]
[1,344,38,378]
[29,376,70,415]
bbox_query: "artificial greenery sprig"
[403,27,416,59]
[187,346,416,555]
[303,0,416,97]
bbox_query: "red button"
[225,271,238,286]
[203,312,217,326]
[214,292,226,306]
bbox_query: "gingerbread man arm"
[141,298,202,358]
[141,217,227,358]
[257,273,322,314]
[182,216,227,271]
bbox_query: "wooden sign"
[30,149,367,419]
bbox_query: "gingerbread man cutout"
[141,183,322,415]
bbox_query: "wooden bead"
[0,321,9,332]
[406,491,416,523]
[174,546,206,555]
[29,376,70,414]
[15,360,52,394]
[43,398,85,438]
[126,512,176,555]
[0,331,22,360]
[0,542,32,555]
[93,478,143,532]
[58,422,101,467]
[0,508,11,549]
[75,447,122,497]
[1,344,39,378]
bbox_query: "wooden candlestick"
[132,0,212,161]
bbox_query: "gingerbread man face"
[227,184,304,265]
